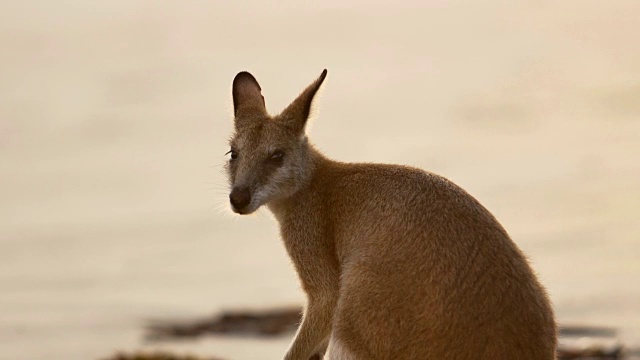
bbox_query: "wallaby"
[225,69,557,360]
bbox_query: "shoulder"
[317,160,460,197]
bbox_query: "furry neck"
[266,144,327,220]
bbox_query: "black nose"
[229,187,251,211]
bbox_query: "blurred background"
[1,1,639,359]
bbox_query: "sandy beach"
[1,1,639,359]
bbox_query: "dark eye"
[226,149,238,160]
[269,150,284,162]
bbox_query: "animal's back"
[318,162,557,359]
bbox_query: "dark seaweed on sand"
[103,352,224,360]
[144,307,302,340]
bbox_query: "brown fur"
[225,70,557,359]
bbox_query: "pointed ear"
[279,69,327,133]
[232,71,266,117]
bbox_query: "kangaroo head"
[225,70,327,214]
